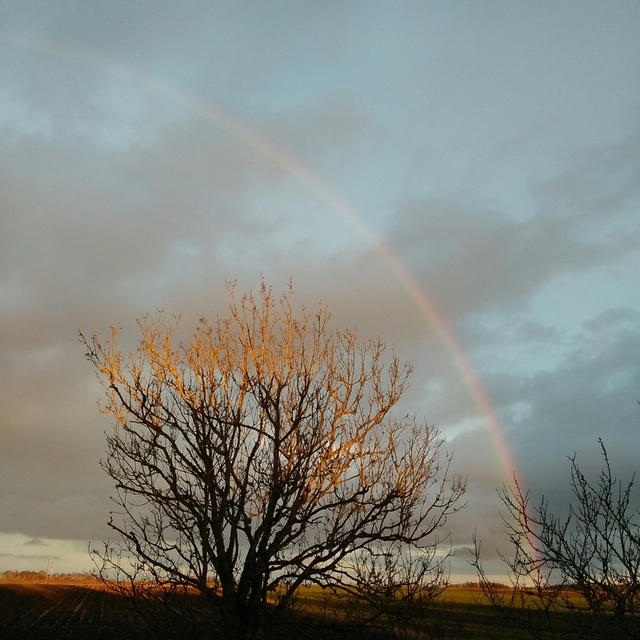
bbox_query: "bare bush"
[472,440,640,639]
[346,541,453,639]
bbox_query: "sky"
[1,1,639,579]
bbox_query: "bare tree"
[472,440,640,639]
[82,282,465,640]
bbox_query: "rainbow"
[1,31,520,489]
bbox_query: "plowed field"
[0,583,166,639]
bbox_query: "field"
[0,579,636,639]
[0,581,165,640]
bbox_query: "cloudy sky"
[1,1,639,578]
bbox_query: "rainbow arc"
[1,30,522,494]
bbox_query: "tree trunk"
[220,593,265,640]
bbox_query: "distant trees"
[472,440,640,639]
[82,282,465,640]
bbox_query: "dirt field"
[0,583,163,640]
[0,581,524,639]
[2,581,636,639]
[0,581,499,639]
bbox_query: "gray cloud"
[390,190,638,326]
[0,552,60,561]
[459,309,640,499]
[1,2,638,577]
[445,309,640,574]
[24,537,46,546]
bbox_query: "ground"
[1,579,636,639]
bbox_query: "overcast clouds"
[1,1,639,577]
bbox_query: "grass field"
[1,579,637,639]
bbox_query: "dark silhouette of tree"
[472,440,640,639]
[82,282,465,640]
